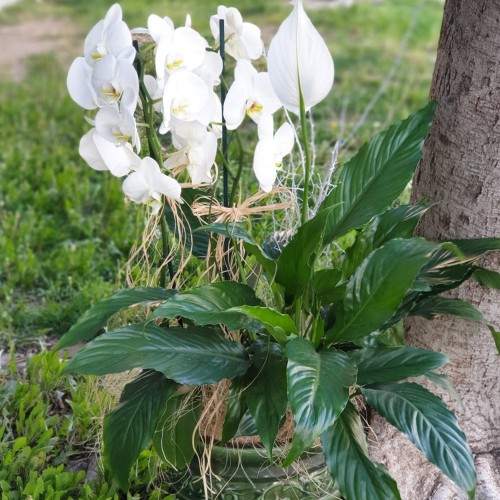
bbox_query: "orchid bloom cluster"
[67,1,334,214]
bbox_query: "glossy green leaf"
[245,340,288,460]
[312,269,343,304]
[415,238,500,293]
[410,296,484,322]
[149,282,261,330]
[228,305,297,344]
[284,338,357,465]
[321,402,400,500]
[342,205,429,277]
[347,346,448,385]
[472,268,500,289]
[220,378,247,445]
[103,370,178,490]
[486,325,500,354]
[328,238,436,344]
[234,411,258,438]
[276,208,332,304]
[64,323,250,385]
[362,383,476,496]
[153,393,200,469]
[320,102,435,244]
[55,287,176,350]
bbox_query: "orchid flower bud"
[267,0,334,114]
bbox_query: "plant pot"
[172,445,339,499]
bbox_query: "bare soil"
[0,17,80,80]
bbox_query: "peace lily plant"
[58,2,500,499]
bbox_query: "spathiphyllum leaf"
[149,281,261,330]
[347,346,448,385]
[362,383,476,496]
[63,323,250,385]
[342,205,429,277]
[320,102,435,244]
[321,402,400,500]
[415,238,500,292]
[276,208,332,304]
[410,296,484,323]
[328,238,436,344]
[103,370,179,491]
[220,378,247,445]
[472,268,500,289]
[228,306,297,344]
[284,338,357,465]
[153,393,200,469]
[55,287,176,350]
[244,340,287,460]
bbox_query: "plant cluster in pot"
[59,2,500,499]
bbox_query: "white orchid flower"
[194,51,223,87]
[160,71,215,133]
[170,118,209,149]
[95,105,140,152]
[224,60,281,130]
[67,57,97,110]
[253,114,294,192]
[210,6,263,61]
[143,74,163,112]
[122,157,182,214]
[84,3,135,67]
[165,131,218,185]
[267,0,334,114]
[148,15,207,82]
[79,128,140,177]
[91,54,139,114]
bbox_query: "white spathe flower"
[267,0,334,114]
[253,114,294,192]
[165,131,218,185]
[95,105,140,152]
[122,157,182,214]
[91,54,139,114]
[224,60,281,130]
[210,6,263,61]
[79,128,140,177]
[84,3,135,67]
[161,71,214,133]
[148,15,207,81]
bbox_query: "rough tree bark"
[369,1,500,498]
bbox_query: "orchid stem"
[299,91,311,225]
[134,40,175,287]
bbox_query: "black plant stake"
[219,19,231,280]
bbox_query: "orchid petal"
[223,78,248,130]
[253,138,277,193]
[67,57,96,110]
[79,129,108,171]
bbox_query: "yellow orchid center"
[103,84,122,102]
[172,103,190,117]
[247,100,263,118]
[166,56,184,72]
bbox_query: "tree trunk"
[369,1,500,498]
